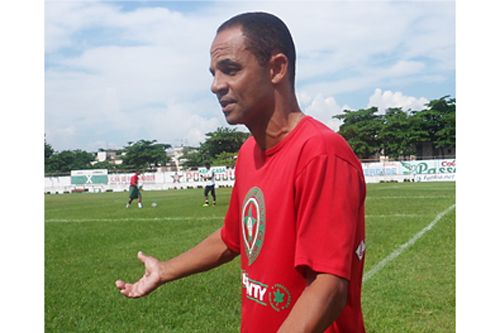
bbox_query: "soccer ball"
[151,202,157,208]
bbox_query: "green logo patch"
[242,187,266,266]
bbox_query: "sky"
[45,0,455,152]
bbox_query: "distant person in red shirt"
[116,12,366,332]
[126,170,142,208]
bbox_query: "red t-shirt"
[130,174,139,186]
[221,116,366,333]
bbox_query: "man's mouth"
[220,99,235,112]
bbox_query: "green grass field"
[45,182,455,332]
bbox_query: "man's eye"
[225,68,238,75]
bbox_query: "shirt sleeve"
[294,154,363,280]
[220,179,241,254]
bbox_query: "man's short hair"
[217,12,296,87]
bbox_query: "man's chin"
[223,113,242,125]
[225,119,240,125]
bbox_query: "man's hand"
[115,251,164,298]
[115,229,236,299]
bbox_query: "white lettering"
[258,286,267,300]
[247,283,254,297]
[242,272,267,302]
[242,272,248,287]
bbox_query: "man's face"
[209,27,274,126]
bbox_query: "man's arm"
[277,270,348,333]
[115,227,238,298]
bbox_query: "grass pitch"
[45,182,455,332]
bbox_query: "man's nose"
[210,72,228,96]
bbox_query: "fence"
[361,158,456,183]
[45,167,235,194]
[44,159,455,194]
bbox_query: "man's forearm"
[278,273,348,333]
[159,228,238,283]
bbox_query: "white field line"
[365,213,423,218]
[376,185,454,190]
[367,195,453,199]
[47,212,430,223]
[363,203,455,283]
[46,216,225,223]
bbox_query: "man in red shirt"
[126,170,143,208]
[116,12,366,332]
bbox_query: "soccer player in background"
[116,12,366,332]
[126,170,142,208]
[202,162,216,207]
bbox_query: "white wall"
[45,167,235,194]
[44,159,456,194]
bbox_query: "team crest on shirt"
[269,283,291,312]
[242,187,266,265]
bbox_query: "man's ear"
[269,53,289,85]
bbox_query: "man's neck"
[248,101,304,151]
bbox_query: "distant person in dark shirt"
[202,162,216,207]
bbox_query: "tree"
[332,96,455,160]
[182,128,249,168]
[378,108,416,159]
[428,96,455,155]
[211,151,238,168]
[180,146,207,169]
[413,96,455,157]
[333,107,383,159]
[46,149,96,174]
[201,127,249,158]
[45,138,55,172]
[92,160,119,171]
[45,138,54,160]
[121,140,171,170]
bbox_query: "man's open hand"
[115,251,163,298]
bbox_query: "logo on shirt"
[242,187,266,266]
[242,272,268,305]
[242,272,292,312]
[269,283,291,312]
[355,240,366,261]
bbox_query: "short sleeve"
[220,180,241,254]
[294,154,363,280]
